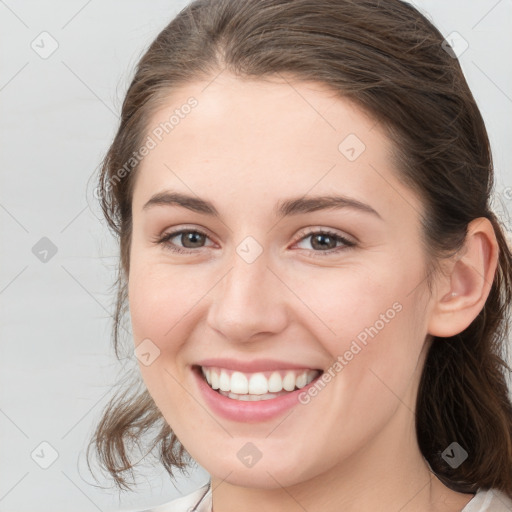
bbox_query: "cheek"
[128,261,205,344]
[292,264,428,395]
[127,264,189,400]
[288,279,428,462]
[128,272,194,433]
[289,264,414,346]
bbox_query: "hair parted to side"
[88,0,512,496]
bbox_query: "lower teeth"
[217,389,292,401]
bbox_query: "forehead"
[131,72,423,223]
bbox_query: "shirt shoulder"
[132,483,512,512]
[461,488,512,512]
[136,482,212,512]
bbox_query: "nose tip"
[205,257,288,343]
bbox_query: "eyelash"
[153,227,356,257]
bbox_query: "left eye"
[295,230,355,253]
[155,228,356,255]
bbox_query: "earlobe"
[427,217,499,338]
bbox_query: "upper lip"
[195,358,323,373]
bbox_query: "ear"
[427,217,499,338]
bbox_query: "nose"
[206,247,289,343]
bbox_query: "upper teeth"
[201,367,319,394]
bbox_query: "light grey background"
[1,1,511,511]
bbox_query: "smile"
[200,366,321,402]
[193,362,325,422]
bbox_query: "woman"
[89,0,512,510]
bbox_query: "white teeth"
[230,371,248,394]
[219,371,230,392]
[202,367,212,385]
[282,371,296,391]
[267,372,282,392]
[296,371,308,389]
[210,370,219,390]
[220,390,280,401]
[248,373,268,394]
[201,366,320,396]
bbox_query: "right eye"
[154,228,214,254]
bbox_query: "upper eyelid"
[298,227,356,243]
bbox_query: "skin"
[127,72,498,512]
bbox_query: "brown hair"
[88,0,512,497]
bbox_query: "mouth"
[194,365,323,402]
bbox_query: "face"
[128,73,436,489]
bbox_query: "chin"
[213,464,301,489]
[198,449,319,490]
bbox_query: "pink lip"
[196,358,320,373]
[192,365,322,423]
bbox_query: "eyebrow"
[142,191,382,220]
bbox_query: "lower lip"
[193,366,322,423]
